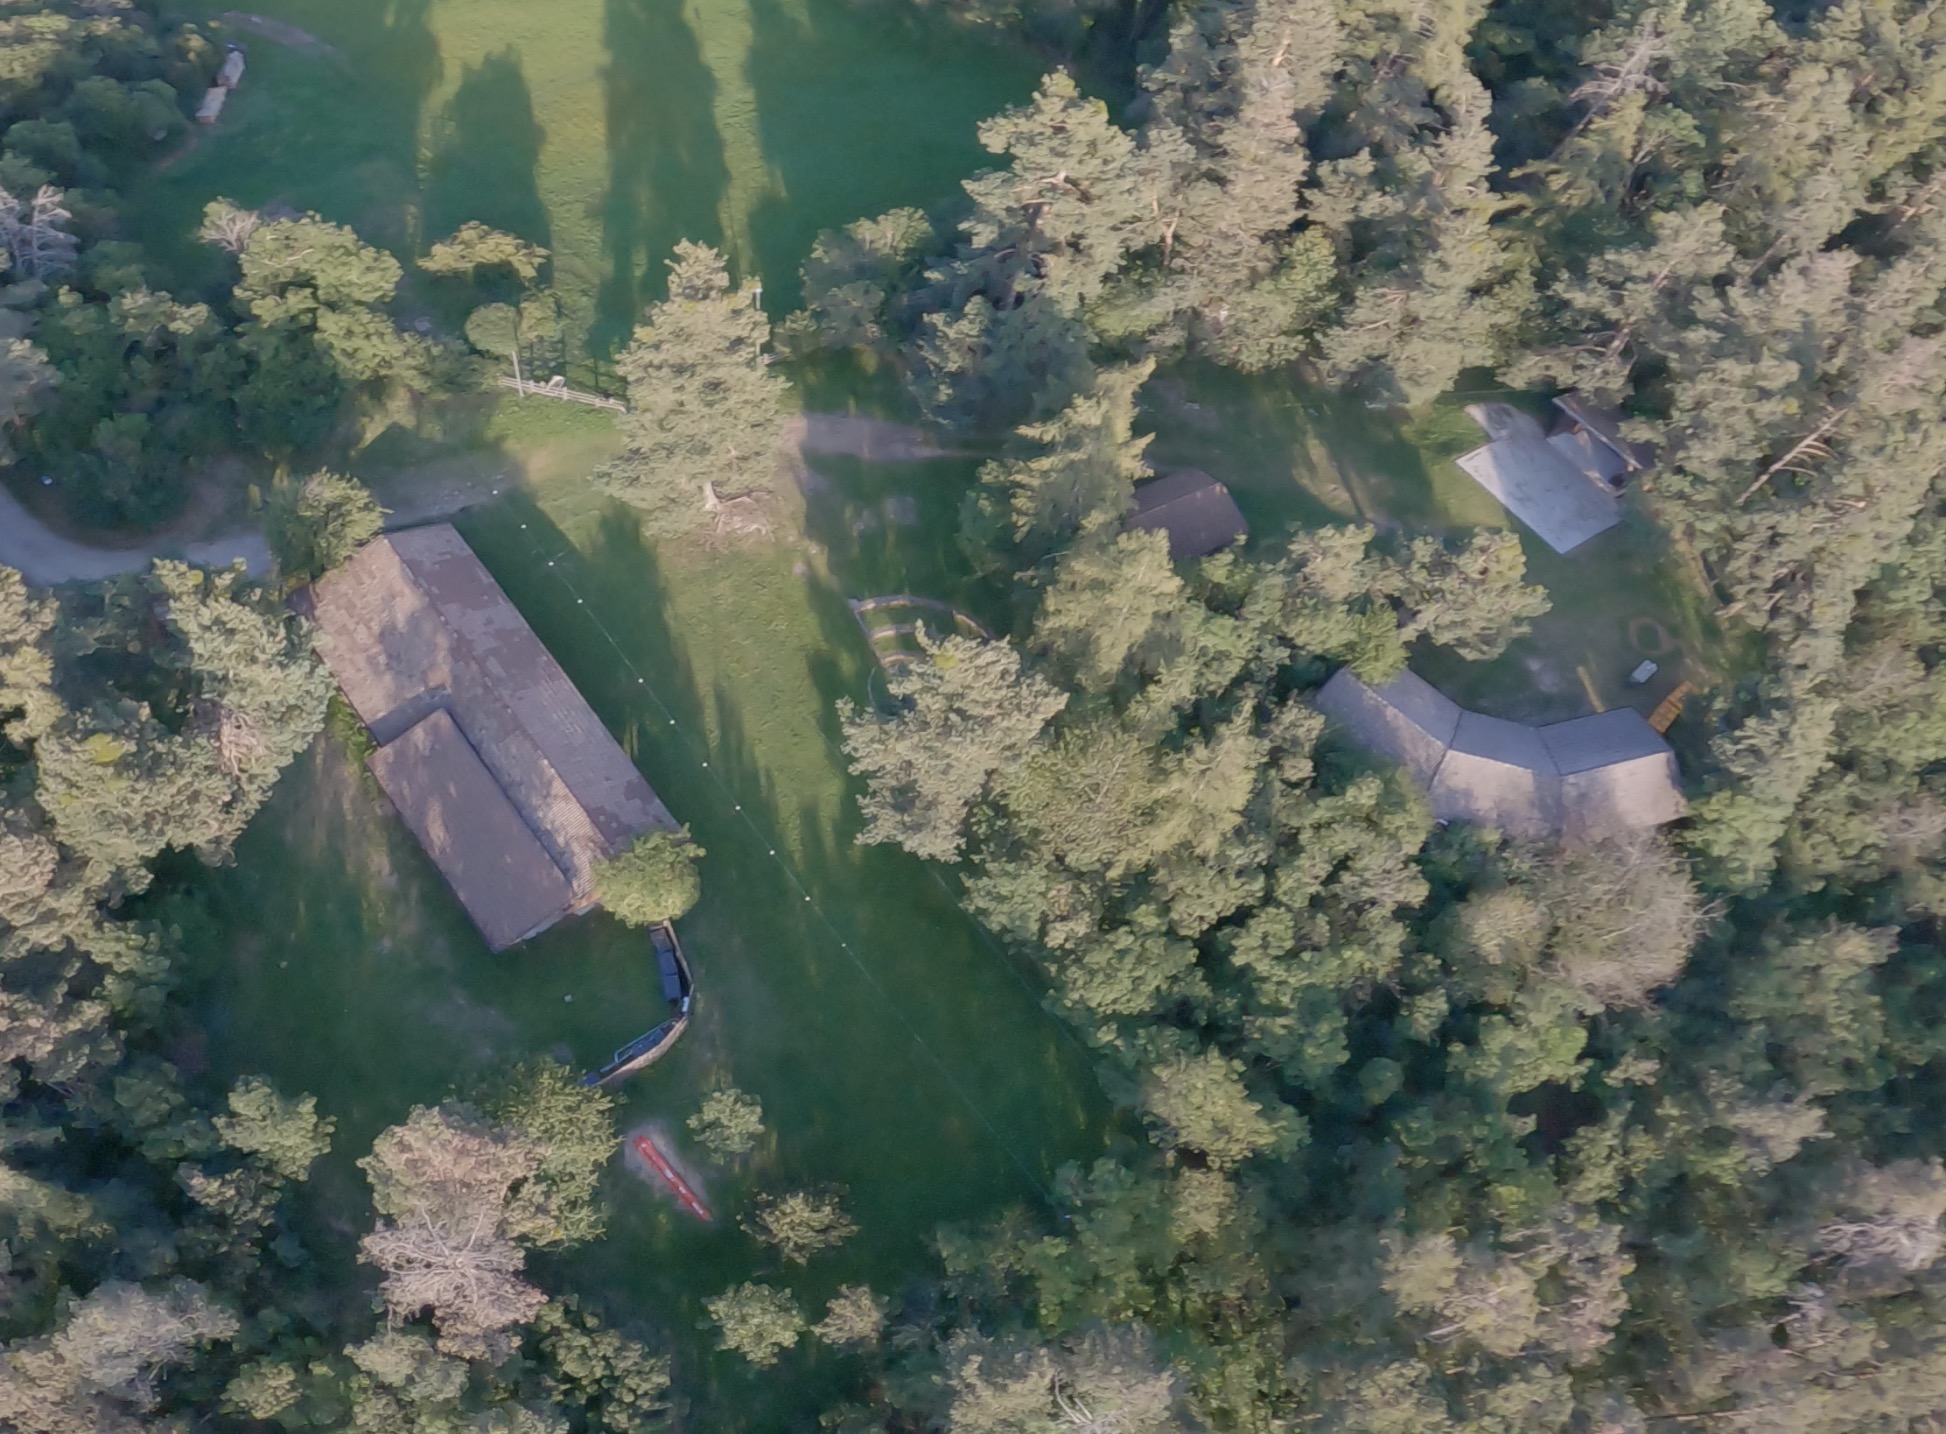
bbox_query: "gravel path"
[0,485,270,585]
[0,476,508,588]
[790,413,955,462]
[218,11,345,62]
[0,412,945,586]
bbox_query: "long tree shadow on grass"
[421,49,553,258]
[739,0,1040,313]
[458,495,1107,1425]
[595,0,732,353]
[459,496,1098,1208]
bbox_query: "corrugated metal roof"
[1455,435,1621,554]
[369,711,575,952]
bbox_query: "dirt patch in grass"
[219,12,346,62]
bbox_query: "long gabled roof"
[310,524,676,949]
[369,710,576,951]
[1315,669,1685,843]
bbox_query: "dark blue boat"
[582,922,695,1088]
[652,925,687,1004]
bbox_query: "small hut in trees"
[309,524,677,949]
[1127,469,1248,561]
[1316,668,1684,843]
[1548,394,1656,493]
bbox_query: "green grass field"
[169,463,1113,1428]
[1142,364,1744,724]
[139,0,1043,348]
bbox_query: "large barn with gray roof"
[1315,669,1685,842]
[308,524,677,950]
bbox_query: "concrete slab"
[1455,405,1621,555]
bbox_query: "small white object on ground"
[1629,659,1659,685]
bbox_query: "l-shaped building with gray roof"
[1315,669,1684,842]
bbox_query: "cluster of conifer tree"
[792,0,1946,1429]
[0,3,518,528]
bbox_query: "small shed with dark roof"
[310,524,678,950]
[1551,394,1655,483]
[1127,469,1249,561]
[1315,668,1685,843]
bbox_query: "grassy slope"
[140,0,1043,345]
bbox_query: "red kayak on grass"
[628,1130,713,1222]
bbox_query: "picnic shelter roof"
[1316,668,1684,843]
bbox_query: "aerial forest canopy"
[814,0,1946,1429]
[1,0,1946,1429]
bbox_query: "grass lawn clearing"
[139,0,1044,349]
[171,473,1112,1426]
[1142,364,1753,725]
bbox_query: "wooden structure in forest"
[308,524,677,950]
[1648,681,1693,735]
[1316,668,1685,843]
[1127,469,1249,560]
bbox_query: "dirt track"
[218,11,344,62]
[0,484,270,585]
[0,413,945,586]
[790,413,954,463]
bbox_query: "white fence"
[496,374,626,413]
